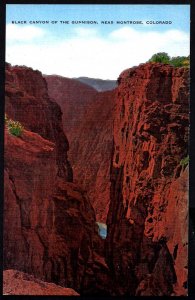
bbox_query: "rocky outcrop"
[3,270,79,295]
[106,63,189,296]
[46,75,116,222]
[4,64,110,295]
[5,64,72,180]
[4,117,98,293]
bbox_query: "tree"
[149,52,170,64]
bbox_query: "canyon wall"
[106,63,189,296]
[4,64,110,295]
[69,90,115,222]
[46,75,115,222]
[5,64,72,180]
[45,75,97,139]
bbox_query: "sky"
[6,4,190,80]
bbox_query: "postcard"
[3,2,191,296]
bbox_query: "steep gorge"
[45,75,116,222]
[4,62,189,296]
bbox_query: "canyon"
[45,75,115,223]
[4,62,189,296]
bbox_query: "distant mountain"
[74,76,117,92]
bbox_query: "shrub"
[148,53,190,68]
[149,52,170,64]
[170,56,190,68]
[180,155,189,168]
[7,119,23,137]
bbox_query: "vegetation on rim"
[149,52,190,68]
[5,114,24,137]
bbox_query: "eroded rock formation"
[69,90,116,222]
[106,63,189,296]
[5,64,72,180]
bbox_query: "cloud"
[109,26,140,40]
[110,26,189,45]
[6,25,190,79]
[6,24,46,42]
[73,27,98,37]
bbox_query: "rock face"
[46,75,116,222]
[5,64,72,180]
[106,63,189,296]
[45,75,97,140]
[4,128,97,290]
[4,64,109,295]
[69,90,116,222]
[3,270,79,295]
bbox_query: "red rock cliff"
[106,63,189,296]
[4,64,110,294]
[45,75,97,139]
[45,75,116,222]
[5,64,72,180]
[69,90,116,222]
